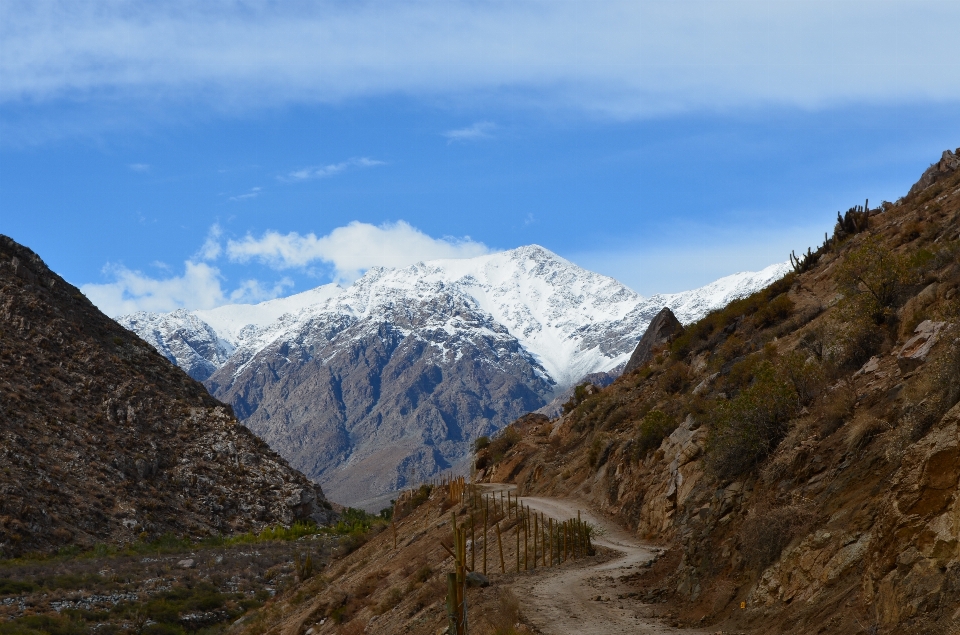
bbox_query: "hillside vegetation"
[477,151,960,634]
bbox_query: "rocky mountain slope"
[119,248,787,505]
[476,151,960,634]
[0,235,334,558]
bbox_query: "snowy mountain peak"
[118,247,789,391]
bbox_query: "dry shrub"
[374,586,405,614]
[338,621,366,635]
[845,416,890,456]
[354,569,388,600]
[658,362,689,394]
[486,588,533,635]
[827,312,886,374]
[411,564,433,584]
[817,382,857,438]
[409,576,445,615]
[739,504,812,571]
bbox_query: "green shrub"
[396,485,433,519]
[752,293,794,329]
[835,235,912,324]
[0,579,36,595]
[634,410,676,459]
[487,426,522,463]
[779,350,825,407]
[473,436,490,452]
[670,274,794,359]
[0,615,86,635]
[706,363,799,479]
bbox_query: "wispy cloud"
[226,220,491,283]
[3,2,958,119]
[228,186,261,201]
[128,163,150,172]
[283,158,385,182]
[444,121,495,143]
[195,224,223,261]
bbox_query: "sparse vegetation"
[706,363,799,479]
[634,410,676,458]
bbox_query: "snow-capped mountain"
[117,245,789,505]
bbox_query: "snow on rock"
[119,246,789,391]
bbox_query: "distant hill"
[119,246,788,505]
[0,236,334,558]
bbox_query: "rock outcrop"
[623,306,683,374]
[908,147,960,197]
[0,235,334,558]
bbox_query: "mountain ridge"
[117,246,790,504]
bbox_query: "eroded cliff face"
[0,236,334,557]
[479,159,960,634]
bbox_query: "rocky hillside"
[0,235,334,558]
[119,246,788,505]
[476,151,960,634]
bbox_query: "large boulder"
[623,307,683,374]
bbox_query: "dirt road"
[490,488,706,635]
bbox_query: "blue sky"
[1,1,958,315]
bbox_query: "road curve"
[485,487,706,635]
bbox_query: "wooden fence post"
[483,501,488,576]
[516,516,521,573]
[470,510,476,572]
[532,511,538,570]
[496,521,505,574]
[549,517,553,565]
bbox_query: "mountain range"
[118,245,789,505]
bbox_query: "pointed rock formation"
[623,307,683,374]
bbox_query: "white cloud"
[3,2,958,118]
[228,186,261,201]
[81,224,292,316]
[128,163,150,172]
[226,220,491,282]
[81,220,486,315]
[283,158,385,182]
[444,121,495,143]
[80,261,229,317]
